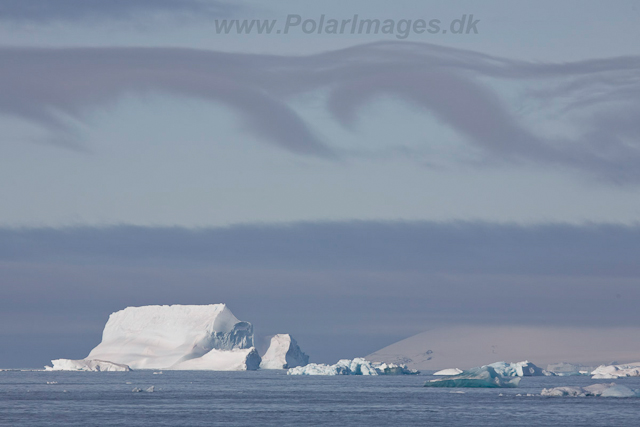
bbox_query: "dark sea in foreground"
[1,370,639,426]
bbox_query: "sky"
[1,0,640,368]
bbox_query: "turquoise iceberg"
[424,366,521,388]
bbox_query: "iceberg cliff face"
[260,334,309,369]
[169,348,261,371]
[81,304,259,370]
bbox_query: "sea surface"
[1,370,639,426]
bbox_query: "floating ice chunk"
[591,363,640,379]
[288,358,418,375]
[260,334,309,369]
[600,385,638,397]
[46,359,131,372]
[288,363,344,375]
[546,362,590,376]
[542,382,640,397]
[371,362,419,375]
[132,385,155,393]
[541,386,586,397]
[433,368,464,376]
[424,366,521,388]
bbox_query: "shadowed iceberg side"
[260,334,309,370]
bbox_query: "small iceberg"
[424,366,521,388]
[487,361,548,377]
[259,334,309,370]
[132,386,155,393]
[287,358,418,376]
[542,383,640,397]
[590,363,640,379]
[372,362,419,375]
[545,362,590,376]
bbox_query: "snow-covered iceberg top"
[260,334,309,370]
[542,383,640,397]
[591,362,640,379]
[424,366,521,388]
[49,304,262,371]
[287,358,418,376]
[46,359,131,372]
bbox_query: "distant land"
[367,326,640,370]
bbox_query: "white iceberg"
[591,362,640,379]
[50,304,262,371]
[486,361,548,377]
[542,382,640,397]
[424,366,521,388]
[288,358,378,376]
[371,362,419,375]
[46,359,131,372]
[259,334,309,370]
[545,362,590,376]
[287,358,417,376]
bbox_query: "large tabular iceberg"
[424,366,521,388]
[590,362,640,379]
[260,334,309,369]
[49,304,262,371]
[287,358,418,375]
[542,383,640,397]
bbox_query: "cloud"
[1,42,640,180]
[2,221,640,276]
[2,221,640,367]
[0,0,238,24]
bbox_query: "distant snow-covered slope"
[85,304,258,370]
[367,326,640,370]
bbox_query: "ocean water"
[1,370,639,426]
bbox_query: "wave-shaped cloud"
[1,42,639,181]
